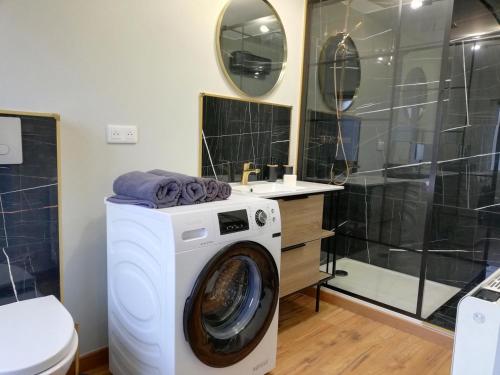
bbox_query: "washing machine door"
[183,241,279,368]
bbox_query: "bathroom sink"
[231,180,343,199]
[231,182,306,197]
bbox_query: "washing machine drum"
[183,241,279,368]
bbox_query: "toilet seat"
[0,296,77,375]
[38,332,78,375]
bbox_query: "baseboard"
[79,347,109,373]
[303,287,454,349]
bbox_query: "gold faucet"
[241,162,261,185]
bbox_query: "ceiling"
[222,0,275,27]
[450,0,500,41]
[221,0,282,42]
[344,0,400,14]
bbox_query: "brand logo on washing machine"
[200,240,215,246]
[253,359,269,372]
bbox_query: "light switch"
[0,117,23,164]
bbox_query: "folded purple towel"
[107,194,158,208]
[216,181,232,200]
[149,170,207,205]
[110,171,181,208]
[202,178,219,202]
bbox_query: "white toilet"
[0,295,78,375]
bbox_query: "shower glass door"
[299,0,453,317]
[423,35,500,329]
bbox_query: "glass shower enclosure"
[298,0,500,330]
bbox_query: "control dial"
[255,209,267,227]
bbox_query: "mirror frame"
[318,33,361,112]
[216,0,288,98]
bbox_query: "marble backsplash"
[0,114,60,306]
[201,94,291,182]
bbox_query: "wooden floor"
[85,294,452,375]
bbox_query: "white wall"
[0,0,306,354]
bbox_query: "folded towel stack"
[217,180,232,200]
[108,171,181,208]
[149,170,207,205]
[107,169,232,208]
[202,178,219,202]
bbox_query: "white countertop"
[231,180,343,199]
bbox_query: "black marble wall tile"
[422,35,500,326]
[0,115,59,306]
[201,95,291,182]
[303,111,361,181]
[331,176,429,251]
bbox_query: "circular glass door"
[183,241,279,368]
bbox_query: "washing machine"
[106,194,281,375]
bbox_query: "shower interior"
[323,259,461,319]
[299,0,500,329]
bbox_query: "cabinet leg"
[315,284,321,312]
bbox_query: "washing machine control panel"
[217,209,250,235]
[255,209,267,226]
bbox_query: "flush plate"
[0,117,23,164]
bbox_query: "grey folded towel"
[110,171,181,208]
[216,181,232,200]
[202,178,219,202]
[107,194,158,209]
[149,169,207,205]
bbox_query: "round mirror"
[217,0,287,97]
[402,67,428,122]
[318,33,361,112]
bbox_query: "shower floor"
[322,258,460,318]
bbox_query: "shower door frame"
[297,0,457,322]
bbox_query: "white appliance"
[452,268,500,375]
[106,195,281,375]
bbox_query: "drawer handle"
[282,243,306,252]
[281,194,310,201]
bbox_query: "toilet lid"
[0,295,76,375]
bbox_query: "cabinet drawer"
[280,240,321,298]
[278,194,324,248]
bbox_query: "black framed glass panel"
[299,0,454,318]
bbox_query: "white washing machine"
[106,194,281,375]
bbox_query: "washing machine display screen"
[218,209,249,235]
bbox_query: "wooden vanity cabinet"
[277,193,333,299]
[280,240,322,297]
[279,194,324,248]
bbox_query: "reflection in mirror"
[217,0,287,97]
[318,33,361,112]
[402,67,428,122]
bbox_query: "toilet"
[0,295,78,375]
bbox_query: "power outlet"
[107,125,138,144]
